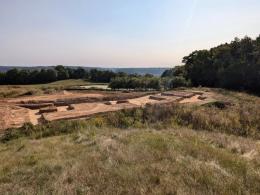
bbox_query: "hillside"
[0,88,259,194]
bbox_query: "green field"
[0,88,259,194]
[0,79,108,98]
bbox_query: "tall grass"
[0,89,259,194]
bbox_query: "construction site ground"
[0,90,215,131]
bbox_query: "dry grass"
[0,88,259,194]
[0,127,259,194]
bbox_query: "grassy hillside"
[0,88,259,194]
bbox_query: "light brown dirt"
[28,110,41,125]
[128,95,158,106]
[0,90,216,130]
[179,95,202,104]
[0,105,31,131]
[57,106,69,112]
[43,103,138,122]
[6,92,104,104]
[42,93,187,122]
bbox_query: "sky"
[0,0,260,68]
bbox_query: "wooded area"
[162,35,260,93]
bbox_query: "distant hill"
[0,66,169,76]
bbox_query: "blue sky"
[0,0,260,67]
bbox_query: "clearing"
[0,89,215,131]
[0,87,259,194]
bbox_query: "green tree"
[55,65,69,80]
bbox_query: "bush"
[109,76,161,90]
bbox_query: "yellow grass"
[0,88,259,194]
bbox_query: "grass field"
[0,88,259,194]
[0,79,107,98]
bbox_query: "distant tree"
[45,69,57,82]
[5,68,20,84]
[161,66,186,78]
[55,65,69,80]
[0,72,6,84]
[109,76,160,90]
[170,76,190,88]
[89,69,116,83]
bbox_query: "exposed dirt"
[6,91,104,104]
[179,95,202,104]
[0,105,31,131]
[0,90,216,131]
[128,95,158,106]
[43,102,138,122]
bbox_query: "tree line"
[2,35,259,93]
[109,74,161,90]
[0,65,119,84]
[0,65,164,90]
[162,35,260,94]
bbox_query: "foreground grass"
[0,88,259,194]
[0,79,92,98]
[0,127,259,194]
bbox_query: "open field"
[0,120,259,194]
[0,86,259,194]
[0,79,106,98]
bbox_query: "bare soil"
[6,91,104,104]
[0,90,215,131]
[179,94,202,104]
[0,105,31,131]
